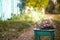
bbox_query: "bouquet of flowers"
[34,18,56,29]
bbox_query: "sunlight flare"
[25,6,45,22]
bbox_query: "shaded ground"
[12,14,60,40]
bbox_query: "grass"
[0,21,32,40]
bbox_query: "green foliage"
[11,13,17,19]
[45,0,55,13]
[26,0,49,8]
[17,0,26,14]
[57,0,60,4]
[19,14,33,23]
[0,17,2,21]
[10,13,21,20]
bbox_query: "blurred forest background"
[0,0,60,40]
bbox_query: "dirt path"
[12,26,34,40]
